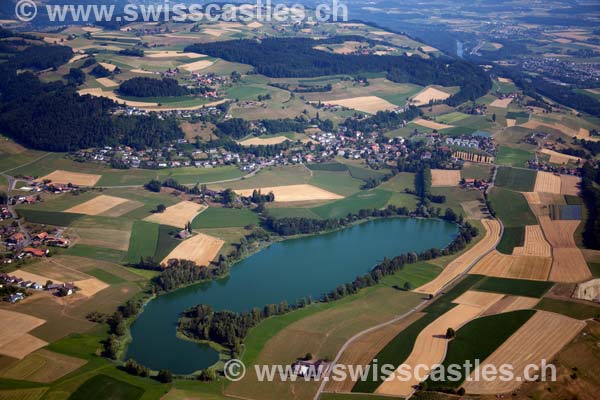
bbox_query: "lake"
[126,218,458,374]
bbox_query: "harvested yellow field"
[534,171,562,194]
[78,88,159,107]
[72,227,131,251]
[489,98,513,108]
[413,118,453,130]
[560,174,580,196]
[65,195,130,215]
[247,21,263,28]
[203,28,225,37]
[463,311,586,395]
[431,169,461,187]
[550,248,591,282]
[482,295,539,316]
[498,77,513,84]
[421,45,438,52]
[323,96,397,114]
[453,290,505,309]
[325,313,425,393]
[469,251,551,281]
[81,26,103,33]
[506,118,516,127]
[0,349,86,383]
[0,310,47,359]
[376,304,485,397]
[512,225,552,257]
[540,148,582,164]
[10,270,55,286]
[410,87,451,105]
[130,69,154,75]
[98,62,117,72]
[234,184,343,202]
[0,334,48,359]
[239,136,290,146]
[36,170,101,186]
[147,99,228,112]
[144,201,206,229]
[538,216,579,247]
[68,54,87,64]
[415,219,501,295]
[73,278,109,297]
[162,233,224,267]
[146,51,205,58]
[96,77,119,87]
[520,120,590,140]
[523,191,541,205]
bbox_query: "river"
[125,217,458,374]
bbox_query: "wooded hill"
[186,36,492,106]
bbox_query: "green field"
[67,374,144,400]
[535,298,600,320]
[379,262,442,290]
[153,225,181,262]
[460,163,493,181]
[474,276,553,298]
[495,166,537,192]
[497,226,525,254]
[66,244,127,264]
[191,207,259,229]
[125,221,160,264]
[495,145,533,167]
[306,162,348,172]
[312,189,392,219]
[309,170,363,196]
[488,187,537,227]
[427,310,536,389]
[17,209,83,226]
[86,268,126,284]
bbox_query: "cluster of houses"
[527,159,580,176]
[3,229,69,262]
[0,273,77,303]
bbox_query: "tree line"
[580,161,600,249]
[119,77,208,98]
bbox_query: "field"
[512,225,552,257]
[540,148,582,164]
[0,349,86,383]
[65,195,137,216]
[489,97,513,108]
[0,310,47,359]
[495,146,533,167]
[239,136,290,146]
[488,188,537,253]
[191,207,259,228]
[36,170,101,186]
[410,87,451,105]
[375,304,486,396]
[534,171,562,194]
[460,162,493,181]
[143,201,206,228]
[426,310,536,389]
[234,184,343,202]
[415,219,501,296]
[494,167,537,192]
[413,118,453,130]
[161,233,224,267]
[462,311,586,394]
[473,276,553,297]
[311,189,392,219]
[431,169,461,187]
[68,374,145,400]
[469,251,552,281]
[539,216,592,282]
[323,96,397,114]
[226,288,423,400]
[482,295,540,316]
[560,174,581,196]
[535,298,600,320]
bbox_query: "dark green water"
[126,218,457,374]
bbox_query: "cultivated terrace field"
[0,4,599,400]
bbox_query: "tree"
[145,180,162,192]
[446,327,455,339]
[156,369,173,383]
[222,188,237,205]
[403,281,412,291]
[492,112,496,122]
[156,204,166,213]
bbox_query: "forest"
[186,36,491,105]
[580,162,600,249]
[0,36,183,151]
[119,77,206,97]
